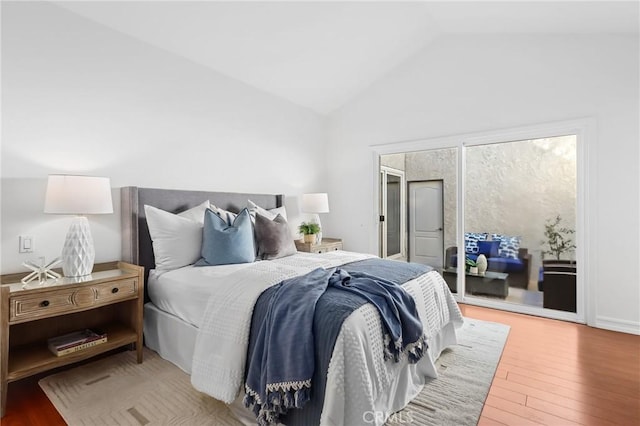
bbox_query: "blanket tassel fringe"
[244,381,311,426]
[383,333,428,364]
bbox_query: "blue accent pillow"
[464,232,488,254]
[478,240,500,257]
[196,208,255,266]
[491,234,521,259]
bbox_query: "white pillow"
[176,200,210,224]
[247,199,287,222]
[210,204,237,226]
[144,202,209,271]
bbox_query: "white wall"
[327,34,639,333]
[1,2,327,273]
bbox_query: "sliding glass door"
[380,148,458,288]
[463,136,577,314]
[376,121,585,322]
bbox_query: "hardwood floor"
[3,305,639,425]
[461,304,640,426]
[3,375,64,426]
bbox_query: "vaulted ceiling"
[55,1,639,114]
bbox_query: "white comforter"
[190,251,463,425]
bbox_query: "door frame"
[380,166,406,259]
[372,118,594,326]
[407,179,444,267]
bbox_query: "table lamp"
[301,193,329,244]
[44,175,113,277]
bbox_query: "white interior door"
[409,181,444,267]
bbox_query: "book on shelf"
[47,328,108,357]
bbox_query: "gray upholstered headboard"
[121,186,283,291]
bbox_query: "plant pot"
[469,266,479,275]
[303,234,317,244]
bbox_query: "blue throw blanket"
[244,259,431,425]
[340,258,432,285]
[244,268,332,426]
[328,269,427,362]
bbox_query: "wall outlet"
[19,235,34,253]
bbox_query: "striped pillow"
[491,234,521,259]
[464,232,488,254]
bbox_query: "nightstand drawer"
[310,245,341,254]
[295,237,343,253]
[321,242,342,251]
[9,278,138,322]
[10,290,78,322]
[95,278,138,302]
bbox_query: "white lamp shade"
[44,175,113,215]
[301,193,329,213]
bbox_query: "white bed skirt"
[144,302,197,374]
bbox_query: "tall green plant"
[542,215,576,260]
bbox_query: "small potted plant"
[466,256,478,274]
[298,222,321,244]
[542,215,576,261]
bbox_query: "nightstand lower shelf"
[7,322,137,382]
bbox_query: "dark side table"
[441,267,509,298]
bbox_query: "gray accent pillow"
[254,213,297,260]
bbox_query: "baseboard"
[595,316,640,335]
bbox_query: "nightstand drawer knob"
[111,287,119,294]
[40,300,50,307]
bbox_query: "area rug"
[39,318,509,426]
[389,318,509,425]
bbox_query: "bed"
[121,186,463,425]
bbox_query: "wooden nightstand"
[0,261,144,417]
[295,237,343,254]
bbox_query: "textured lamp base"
[61,216,95,277]
[311,213,323,244]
